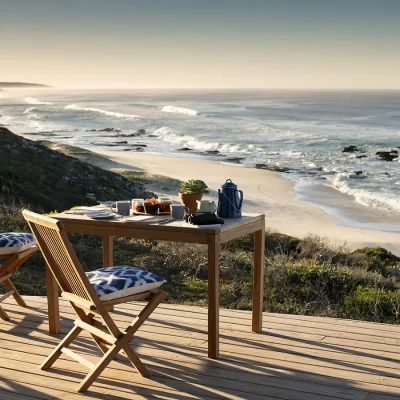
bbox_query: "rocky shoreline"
[19,127,400,186]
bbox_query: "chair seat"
[0,233,37,256]
[86,265,166,301]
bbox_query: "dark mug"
[115,201,131,216]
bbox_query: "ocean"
[1,89,400,215]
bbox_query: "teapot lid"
[221,179,237,188]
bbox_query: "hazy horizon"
[2,0,400,89]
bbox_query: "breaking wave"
[24,97,53,105]
[327,172,400,214]
[161,106,198,116]
[23,107,47,114]
[23,107,47,120]
[26,113,46,120]
[64,104,140,120]
[153,127,261,153]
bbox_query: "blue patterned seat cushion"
[86,265,166,301]
[0,232,36,255]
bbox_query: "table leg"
[208,234,220,359]
[252,225,265,332]
[102,236,114,268]
[46,264,60,334]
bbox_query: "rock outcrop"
[343,145,360,153]
[376,150,399,161]
[255,164,291,173]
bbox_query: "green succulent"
[180,179,210,195]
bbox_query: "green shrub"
[345,286,400,322]
[351,247,400,275]
[355,247,400,265]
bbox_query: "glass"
[157,196,172,213]
[133,200,145,213]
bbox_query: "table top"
[52,209,264,243]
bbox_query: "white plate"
[86,211,115,219]
[68,206,108,215]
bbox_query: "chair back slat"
[23,211,96,303]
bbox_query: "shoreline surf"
[2,89,400,225]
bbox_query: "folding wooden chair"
[23,210,167,393]
[0,244,38,320]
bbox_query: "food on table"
[144,197,159,214]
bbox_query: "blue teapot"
[217,179,243,218]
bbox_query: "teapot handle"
[235,190,243,210]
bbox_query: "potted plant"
[179,179,210,212]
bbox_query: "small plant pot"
[179,193,202,213]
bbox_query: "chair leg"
[77,342,121,393]
[72,306,111,356]
[3,279,27,307]
[0,304,10,321]
[123,344,149,377]
[124,291,166,338]
[41,325,82,370]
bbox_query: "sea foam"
[65,104,140,120]
[161,106,198,116]
[327,172,400,214]
[25,97,53,105]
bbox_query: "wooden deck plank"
[4,300,400,371]
[13,297,400,347]
[1,296,400,399]
[1,335,397,399]
[4,301,400,368]
[21,295,400,341]
[0,343,367,400]
[5,305,400,373]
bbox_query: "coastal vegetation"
[0,128,147,211]
[1,128,400,323]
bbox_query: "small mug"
[115,201,131,216]
[196,200,217,213]
[171,204,190,220]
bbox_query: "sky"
[1,0,400,89]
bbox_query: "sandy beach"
[92,149,400,255]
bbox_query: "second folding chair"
[0,232,38,320]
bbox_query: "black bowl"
[144,203,159,215]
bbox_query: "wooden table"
[49,212,265,359]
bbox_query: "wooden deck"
[1,296,400,399]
